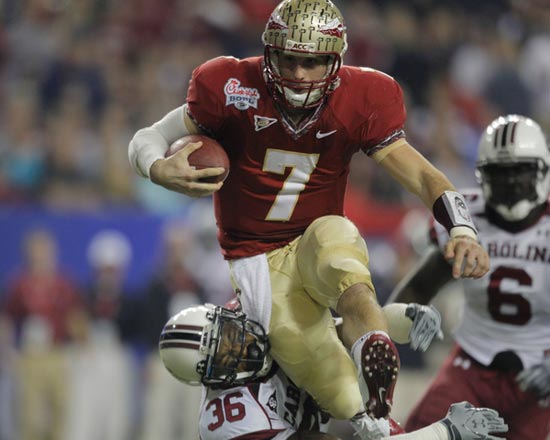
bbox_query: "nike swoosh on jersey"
[315,130,337,139]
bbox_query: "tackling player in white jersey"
[159,303,508,440]
[389,115,550,439]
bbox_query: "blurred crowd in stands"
[0,0,549,439]
[1,0,549,211]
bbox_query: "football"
[166,134,230,183]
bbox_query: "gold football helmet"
[262,0,348,108]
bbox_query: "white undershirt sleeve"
[128,104,190,177]
[383,422,449,440]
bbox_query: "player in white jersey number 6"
[159,303,508,440]
[388,115,550,440]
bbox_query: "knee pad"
[305,216,363,249]
[298,216,373,308]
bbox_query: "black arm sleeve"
[385,246,454,306]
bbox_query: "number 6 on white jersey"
[263,149,319,221]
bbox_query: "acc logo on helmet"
[285,40,316,52]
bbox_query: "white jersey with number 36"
[432,189,550,369]
[199,367,329,440]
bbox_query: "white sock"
[350,411,390,439]
[350,330,391,369]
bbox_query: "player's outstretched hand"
[444,236,489,279]
[150,141,224,197]
[405,303,443,352]
[517,357,550,404]
[441,401,508,440]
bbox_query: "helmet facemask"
[264,47,341,109]
[159,305,272,387]
[200,307,271,387]
[477,160,548,221]
[262,0,347,109]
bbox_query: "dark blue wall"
[0,206,175,296]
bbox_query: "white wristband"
[450,226,477,240]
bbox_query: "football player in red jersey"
[388,115,550,440]
[129,0,489,421]
[159,303,508,440]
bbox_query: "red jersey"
[187,56,406,259]
[4,272,82,344]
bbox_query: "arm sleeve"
[128,105,188,177]
[383,422,449,440]
[384,245,453,305]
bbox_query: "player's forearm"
[378,142,455,207]
[417,166,456,210]
[411,160,478,240]
[383,421,449,440]
[128,105,192,177]
[378,143,478,240]
[385,246,453,305]
[412,168,481,241]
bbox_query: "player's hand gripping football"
[444,236,489,279]
[150,141,225,197]
[441,401,508,440]
[405,303,444,352]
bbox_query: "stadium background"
[0,0,549,439]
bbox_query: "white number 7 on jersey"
[263,149,320,221]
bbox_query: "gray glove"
[405,303,444,352]
[517,357,550,401]
[441,401,508,440]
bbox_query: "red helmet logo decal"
[266,14,288,31]
[319,18,344,38]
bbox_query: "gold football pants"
[266,215,374,419]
